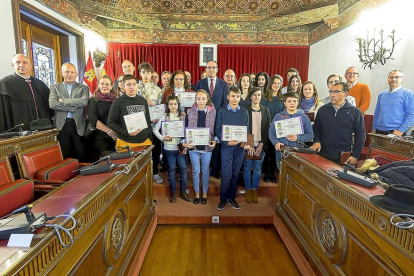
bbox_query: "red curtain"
[106,43,309,86]
[218,45,309,86]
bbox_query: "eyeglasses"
[206,66,218,70]
[99,83,111,86]
[174,78,184,81]
[328,80,339,84]
[388,76,403,79]
[328,90,344,94]
[224,75,235,78]
[346,72,359,76]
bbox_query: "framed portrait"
[199,44,217,66]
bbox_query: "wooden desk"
[368,133,414,160]
[277,152,414,275]
[0,130,59,157]
[0,146,154,275]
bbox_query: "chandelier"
[356,29,400,70]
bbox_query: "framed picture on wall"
[199,44,217,66]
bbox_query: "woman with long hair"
[260,74,284,183]
[87,75,118,159]
[255,72,269,92]
[243,87,271,203]
[161,70,193,104]
[287,74,302,94]
[153,95,191,203]
[183,89,217,204]
[299,81,324,116]
[237,73,253,107]
[115,74,125,96]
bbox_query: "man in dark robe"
[0,54,52,133]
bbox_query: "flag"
[84,51,98,94]
[101,54,115,80]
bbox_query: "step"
[155,196,276,225]
[153,170,278,198]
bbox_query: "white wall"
[308,1,414,115]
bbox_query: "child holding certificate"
[215,87,249,211]
[153,95,191,203]
[183,89,217,205]
[269,92,314,170]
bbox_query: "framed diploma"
[275,117,304,138]
[185,128,210,146]
[149,104,165,121]
[221,125,248,142]
[123,112,148,134]
[175,92,196,107]
[161,121,185,137]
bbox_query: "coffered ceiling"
[38,0,389,45]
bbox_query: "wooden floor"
[139,226,300,276]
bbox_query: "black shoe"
[193,197,200,204]
[212,172,221,179]
[270,174,277,183]
[217,200,226,211]
[227,199,240,210]
[263,174,270,183]
[160,167,168,172]
[201,198,207,205]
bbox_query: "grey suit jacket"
[49,82,89,136]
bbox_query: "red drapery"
[106,43,309,86]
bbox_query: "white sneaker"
[153,174,163,184]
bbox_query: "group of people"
[1,54,413,212]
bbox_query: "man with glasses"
[345,66,371,114]
[310,82,365,165]
[161,71,171,90]
[373,70,414,137]
[223,69,237,89]
[185,71,196,90]
[195,60,228,179]
[321,74,356,106]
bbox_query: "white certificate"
[185,128,211,146]
[176,92,196,107]
[149,104,165,121]
[221,125,248,142]
[161,121,185,137]
[123,111,148,134]
[275,117,304,138]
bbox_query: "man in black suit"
[195,60,228,179]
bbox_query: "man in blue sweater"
[373,70,414,136]
[310,82,365,165]
[215,87,249,211]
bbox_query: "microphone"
[1,123,24,134]
[11,204,33,215]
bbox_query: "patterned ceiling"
[43,0,389,45]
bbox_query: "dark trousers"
[152,137,162,175]
[376,129,394,135]
[262,141,277,176]
[211,143,221,173]
[58,119,86,161]
[320,151,341,165]
[220,145,245,200]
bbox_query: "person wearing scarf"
[87,75,118,158]
[299,81,323,117]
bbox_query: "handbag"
[84,120,97,139]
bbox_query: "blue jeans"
[276,150,282,170]
[220,145,245,200]
[243,152,265,190]
[189,151,212,194]
[163,149,187,193]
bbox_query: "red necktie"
[25,79,39,119]
[210,79,214,97]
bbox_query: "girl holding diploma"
[243,87,271,204]
[183,89,217,205]
[153,95,191,203]
[269,92,314,170]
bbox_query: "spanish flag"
[84,52,98,94]
[100,54,115,80]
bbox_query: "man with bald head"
[224,69,236,89]
[0,54,52,132]
[49,62,89,160]
[122,60,135,76]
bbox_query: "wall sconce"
[356,29,400,70]
[93,48,106,67]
